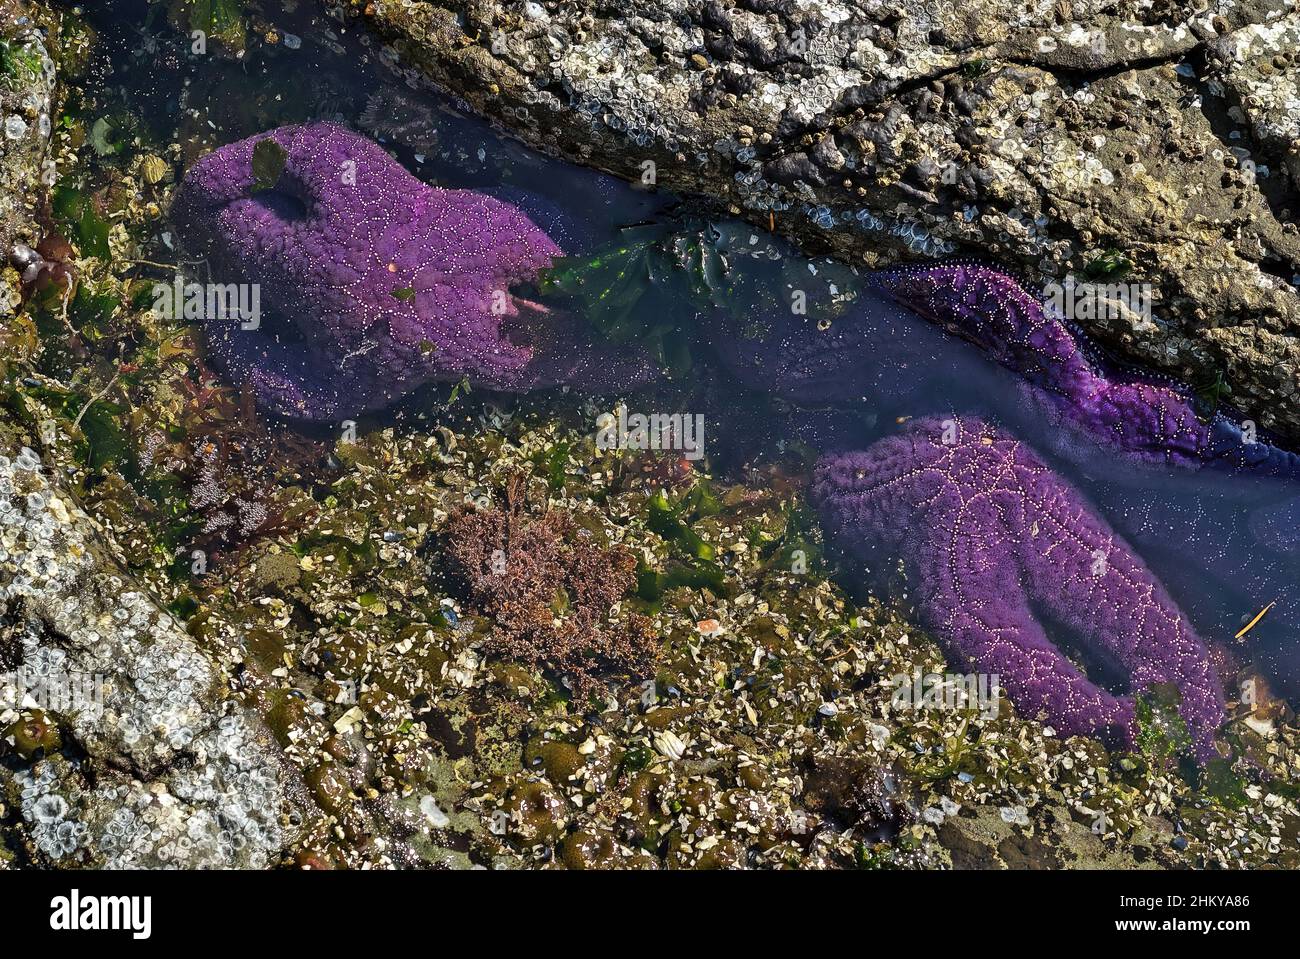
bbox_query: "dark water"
[84,2,1300,705]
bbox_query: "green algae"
[162,0,246,55]
[0,38,42,89]
[50,183,112,260]
[249,137,286,193]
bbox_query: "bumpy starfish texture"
[172,122,655,420]
[868,261,1300,479]
[815,417,1225,757]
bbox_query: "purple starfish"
[815,416,1225,757]
[867,261,1300,479]
[171,122,656,420]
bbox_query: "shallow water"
[85,2,1300,714]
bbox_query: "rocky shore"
[0,0,298,869]
[0,0,1297,870]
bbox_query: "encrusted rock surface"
[0,0,58,304]
[319,0,1300,439]
[0,438,296,867]
[0,0,297,868]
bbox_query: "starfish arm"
[869,261,1300,479]
[868,261,1099,396]
[206,322,349,422]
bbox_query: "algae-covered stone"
[0,0,59,260]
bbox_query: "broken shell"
[139,154,169,184]
[653,730,688,761]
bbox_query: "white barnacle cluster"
[888,219,957,256]
[824,203,956,256]
[1213,18,1300,154]
[0,448,83,606]
[0,27,57,235]
[17,724,283,868]
[0,446,289,867]
[18,763,89,862]
[732,159,789,212]
[1,32,53,142]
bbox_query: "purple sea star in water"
[815,416,1225,757]
[171,122,656,420]
[173,131,1251,754]
[868,260,1300,479]
[703,246,1268,753]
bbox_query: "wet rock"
[321,0,1300,440]
[1206,15,1300,196]
[800,754,913,836]
[937,802,1165,870]
[0,0,58,271]
[0,440,297,867]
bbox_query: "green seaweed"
[1197,758,1249,808]
[760,499,823,575]
[447,376,472,406]
[530,440,572,492]
[23,381,136,476]
[636,487,729,602]
[647,489,714,561]
[0,38,41,89]
[1134,683,1193,768]
[1082,248,1132,280]
[1192,369,1230,416]
[51,184,112,260]
[537,219,861,375]
[636,558,727,602]
[537,222,688,371]
[250,138,287,193]
[675,478,722,519]
[168,0,246,52]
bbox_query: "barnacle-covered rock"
[1207,15,1300,192]
[0,0,59,264]
[0,442,296,868]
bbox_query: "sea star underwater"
[171,122,656,420]
[814,416,1225,757]
[867,260,1300,479]
[708,246,1295,753]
